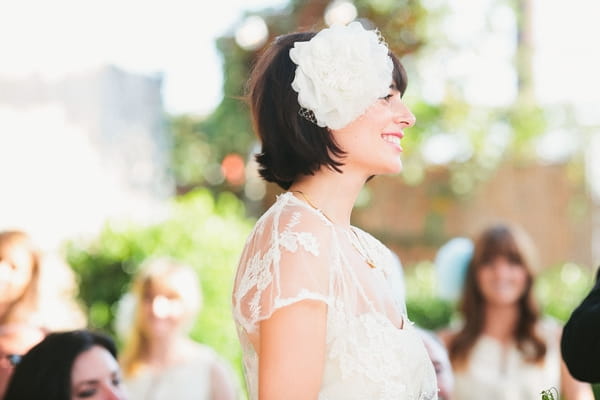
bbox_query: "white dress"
[452,319,562,400]
[123,345,234,400]
[232,192,438,400]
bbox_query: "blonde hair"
[0,231,40,325]
[119,257,202,377]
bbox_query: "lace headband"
[289,22,393,130]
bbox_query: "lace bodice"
[232,192,438,399]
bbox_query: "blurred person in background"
[117,257,238,400]
[438,223,593,400]
[4,329,126,400]
[0,230,86,398]
[0,323,45,398]
[417,328,454,400]
[389,255,453,399]
[561,266,600,383]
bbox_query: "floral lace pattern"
[232,192,438,399]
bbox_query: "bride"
[232,21,438,400]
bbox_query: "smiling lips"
[382,133,404,151]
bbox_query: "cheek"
[9,251,34,282]
[475,270,490,289]
[362,105,392,129]
[352,103,391,129]
[514,270,529,292]
[12,270,33,291]
[138,304,157,332]
[0,271,32,301]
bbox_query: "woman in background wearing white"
[439,224,593,400]
[118,258,238,400]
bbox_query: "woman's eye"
[76,389,97,398]
[112,377,121,386]
[381,93,394,101]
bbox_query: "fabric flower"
[289,22,393,130]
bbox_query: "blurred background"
[2,0,600,397]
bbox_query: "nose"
[151,295,170,319]
[393,100,416,128]
[491,260,513,277]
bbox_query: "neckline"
[283,191,347,227]
[284,192,378,269]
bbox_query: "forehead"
[144,275,183,296]
[143,269,195,295]
[0,242,30,260]
[71,346,118,382]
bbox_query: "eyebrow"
[74,379,100,389]
[74,371,120,387]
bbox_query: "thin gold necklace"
[290,190,377,269]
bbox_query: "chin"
[487,297,521,307]
[148,323,177,337]
[380,163,403,175]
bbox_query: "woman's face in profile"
[330,85,416,178]
[70,345,126,400]
[0,243,34,305]
[476,255,528,306]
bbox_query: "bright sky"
[0,0,287,115]
[1,0,598,116]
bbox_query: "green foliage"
[356,0,427,56]
[405,261,455,330]
[406,297,454,330]
[65,188,255,391]
[534,262,594,323]
[540,387,559,400]
[168,115,215,188]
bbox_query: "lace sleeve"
[232,204,334,334]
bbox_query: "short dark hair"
[4,330,118,400]
[247,30,408,190]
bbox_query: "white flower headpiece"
[289,22,393,130]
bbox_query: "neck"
[289,168,367,226]
[0,301,27,325]
[144,334,188,367]
[481,303,520,342]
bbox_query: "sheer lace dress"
[232,192,438,400]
